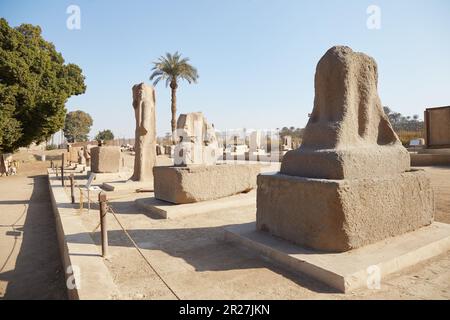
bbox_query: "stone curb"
[47,169,120,299]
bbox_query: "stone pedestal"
[225,222,450,293]
[90,146,121,173]
[256,170,434,252]
[154,164,261,204]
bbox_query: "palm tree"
[150,52,199,143]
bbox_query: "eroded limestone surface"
[281,46,410,179]
[154,164,260,204]
[131,83,157,181]
[90,146,121,173]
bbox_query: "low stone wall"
[153,164,261,204]
[47,169,119,299]
[410,153,450,166]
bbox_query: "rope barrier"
[61,168,180,300]
[105,202,181,300]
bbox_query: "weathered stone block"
[281,147,410,180]
[68,146,82,163]
[90,146,121,173]
[154,164,261,204]
[256,170,434,252]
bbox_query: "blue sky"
[1,0,449,138]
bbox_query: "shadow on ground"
[0,175,67,300]
[66,223,338,294]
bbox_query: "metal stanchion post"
[98,192,109,258]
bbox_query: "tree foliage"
[150,52,199,87]
[150,52,199,143]
[0,18,86,152]
[383,107,424,132]
[95,129,114,142]
[64,110,93,142]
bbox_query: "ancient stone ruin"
[249,130,263,153]
[153,112,261,204]
[173,112,219,166]
[130,83,157,181]
[256,46,434,252]
[90,146,121,173]
[154,164,260,204]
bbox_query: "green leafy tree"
[150,52,199,143]
[95,129,114,142]
[0,18,86,153]
[64,110,93,142]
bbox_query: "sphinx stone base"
[135,191,256,219]
[256,170,434,252]
[225,222,450,293]
[101,180,153,192]
[153,164,261,204]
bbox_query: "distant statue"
[131,83,157,181]
[83,146,91,166]
[0,154,12,176]
[77,148,86,165]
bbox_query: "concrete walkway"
[0,163,67,299]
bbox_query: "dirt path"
[0,160,67,300]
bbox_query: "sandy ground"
[72,163,450,300]
[0,150,67,299]
[1,149,450,299]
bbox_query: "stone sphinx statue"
[256,46,433,252]
[281,46,410,180]
[173,112,219,166]
[130,83,156,181]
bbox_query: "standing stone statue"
[0,154,11,176]
[131,83,156,181]
[282,135,292,151]
[77,148,86,165]
[83,146,91,167]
